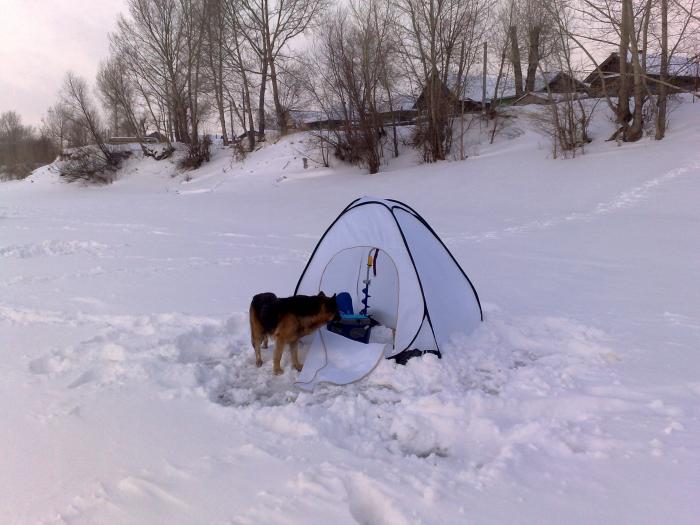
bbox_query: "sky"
[0,0,127,127]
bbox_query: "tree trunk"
[229,14,256,151]
[258,56,268,140]
[482,42,487,114]
[112,105,119,138]
[217,93,229,145]
[525,25,541,93]
[490,33,509,144]
[510,26,524,96]
[267,46,287,135]
[625,0,644,142]
[640,0,652,71]
[211,46,229,146]
[617,1,631,126]
[655,0,668,140]
[229,99,236,143]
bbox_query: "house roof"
[290,109,346,124]
[289,94,418,125]
[451,71,580,102]
[387,94,418,112]
[454,74,519,102]
[585,51,700,82]
[645,54,700,76]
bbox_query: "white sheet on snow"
[295,328,388,391]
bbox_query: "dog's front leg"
[273,336,285,375]
[254,342,263,368]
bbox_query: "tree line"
[0,112,55,180]
[2,0,697,180]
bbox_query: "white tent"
[294,197,482,390]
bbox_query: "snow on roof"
[390,94,418,112]
[450,72,563,102]
[289,95,417,124]
[645,54,700,76]
[607,51,700,76]
[290,110,328,124]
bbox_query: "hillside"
[1,98,699,524]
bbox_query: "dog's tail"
[249,304,257,348]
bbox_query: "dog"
[250,291,339,375]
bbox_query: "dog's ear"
[318,291,326,297]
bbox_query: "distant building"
[146,131,167,143]
[584,51,700,96]
[108,136,159,145]
[288,98,418,131]
[414,71,588,113]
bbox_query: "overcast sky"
[0,0,127,126]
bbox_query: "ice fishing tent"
[294,197,483,391]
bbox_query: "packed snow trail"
[439,154,700,246]
[1,98,700,524]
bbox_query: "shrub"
[178,135,212,170]
[58,147,120,184]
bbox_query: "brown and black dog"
[249,291,339,375]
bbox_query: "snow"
[2,97,700,524]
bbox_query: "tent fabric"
[295,196,482,388]
[392,207,483,345]
[294,329,388,391]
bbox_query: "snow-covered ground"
[1,99,700,524]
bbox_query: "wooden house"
[414,71,588,113]
[585,51,700,96]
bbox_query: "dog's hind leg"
[250,309,264,367]
[290,340,302,372]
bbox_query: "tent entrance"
[319,246,400,345]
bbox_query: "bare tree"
[236,0,328,136]
[41,103,71,154]
[181,0,208,145]
[505,0,555,97]
[57,72,121,183]
[204,0,230,145]
[113,0,190,143]
[61,73,115,164]
[655,0,668,139]
[306,0,396,173]
[654,0,699,138]
[396,0,490,162]
[97,57,148,147]
[510,22,524,96]
[535,0,596,158]
[222,0,259,150]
